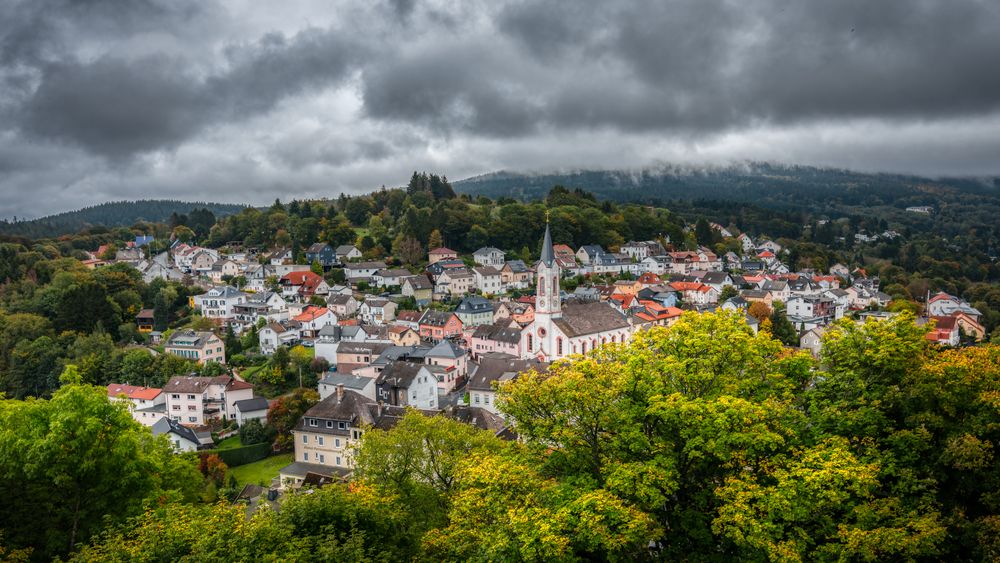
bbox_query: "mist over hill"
[454,163,999,211]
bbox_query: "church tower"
[533,216,561,359]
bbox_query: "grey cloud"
[19,27,366,158]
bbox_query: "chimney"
[336,383,344,401]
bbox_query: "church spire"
[539,211,554,267]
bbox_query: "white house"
[259,321,301,354]
[473,266,504,295]
[164,375,255,425]
[233,397,270,426]
[192,285,247,321]
[107,384,166,427]
[358,297,397,325]
[336,245,362,262]
[375,361,440,410]
[152,418,202,452]
[473,247,506,268]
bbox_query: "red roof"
[637,272,661,284]
[928,292,954,304]
[429,247,457,255]
[757,250,775,258]
[294,306,331,322]
[670,281,705,292]
[396,310,422,322]
[107,384,162,401]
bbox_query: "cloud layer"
[1,0,998,217]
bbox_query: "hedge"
[202,442,272,467]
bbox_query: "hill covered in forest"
[454,163,1000,211]
[0,200,248,238]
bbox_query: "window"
[188,405,196,411]
[484,395,490,404]
[336,456,342,466]
[335,438,341,448]
[172,405,180,411]
[302,435,308,444]
[557,337,563,356]
[474,394,480,404]
[326,420,333,428]
[188,417,196,423]
[303,452,309,461]
[352,430,360,440]
[319,454,325,463]
[187,394,195,400]
[338,422,346,430]
[318,436,324,446]
[171,394,180,400]
[309,419,318,427]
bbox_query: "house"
[435,267,476,297]
[425,339,469,389]
[741,289,773,307]
[926,292,982,321]
[136,309,155,332]
[388,325,421,347]
[473,266,504,295]
[294,306,338,338]
[279,271,330,300]
[335,245,362,262]
[232,291,288,331]
[115,247,144,264]
[243,263,277,292]
[284,386,406,484]
[373,268,411,288]
[319,372,377,401]
[189,249,220,273]
[799,327,826,358]
[233,397,270,426]
[641,255,673,275]
[621,240,666,261]
[428,247,458,265]
[164,330,226,364]
[612,279,642,296]
[576,245,605,265]
[952,311,986,341]
[394,310,423,330]
[761,279,790,302]
[400,275,433,306]
[737,233,755,254]
[344,261,387,284]
[923,316,960,346]
[469,321,524,360]
[551,244,578,270]
[335,341,393,373]
[259,321,301,354]
[305,243,338,267]
[829,263,850,279]
[455,295,494,327]
[326,294,360,318]
[500,260,533,290]
[358,297,397,325]
[786,295,836,331]
[207,259,241,283]
[473,247,505,268]
[163,375,254,425]
[419,310,463,340]
[467,353,546,414]
[426,259,465,279]
[192,285,247,322]
[152,418,203,452]
[670,281,719,305]
[108,384,165,427]
[267,248,294,265]
[375,361,440,409]
[757,240,783,254]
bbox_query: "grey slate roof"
[426,339,465,359]
[551,302,630,338]
[152,417,200,445]
[234,397,269,413]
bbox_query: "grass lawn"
[228,453,294,488]
[215,435,242,450]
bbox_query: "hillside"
[0,199,248,238]
[453,163,999,211]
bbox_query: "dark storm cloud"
[0,0,998,218]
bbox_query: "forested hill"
[454,163,1000,211]
[0,200,248,238]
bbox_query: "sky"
[1,0,999,218]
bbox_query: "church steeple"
[539,211,555,267]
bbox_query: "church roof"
[551,302,630,338]
[539,222,555,267]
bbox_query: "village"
[99,219,987,493]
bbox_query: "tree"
[769,301,799,346]
[747,300,772,321]
[392,234,423,265]
[0,382,200,558]
[719,285,739,302]
[238,418,272,446]
[427,229,443,250]
[267,388,319,451]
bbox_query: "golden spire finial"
[545,209,550,223]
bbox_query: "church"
[522,221,632,361]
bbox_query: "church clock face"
[537,327,547,337]
[537,298,545,309]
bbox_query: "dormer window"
[326,420,333,428]
[309,419,318,427]
[338,422,346,430]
